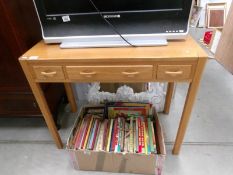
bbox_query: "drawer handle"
[122,71,139,77]
[165,71,183,76]
[41,71,57,77]
[80,71,96,78]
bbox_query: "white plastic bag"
[87,82,167,112]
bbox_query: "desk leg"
[20,60,63,149]
[164,82,175,114]
[172,58,207,155]
[64,83,78,113]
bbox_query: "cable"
[88,0,136,47]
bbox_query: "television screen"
[43,0,183,15]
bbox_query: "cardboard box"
[67,105,166,175]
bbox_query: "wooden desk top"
[20,36,207,62]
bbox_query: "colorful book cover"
[108,107,147,118]
[106,102,152,117]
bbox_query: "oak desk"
[19,36,207,154]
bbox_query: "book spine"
[120,117,125,152]
[78,118,88,149]
[133,119,137,153]
[82,116,93,149]
[103,119,109,151]
[141,119,145,154]
[129,117,134,153]
[116,117,121,152]
[143,121,148,154]
[95,121,104,151]
[135,118,139,153]
[87,119,97,149]
[91,120,100,150]
[146,119,151,154]
[138,118,142,153]
[72,118,83,146]
[111,118,118,152]
[124,122,130,152]
[147,118,154,153]
[93,120,100,150]
[74,119,84,149]
[151,121,157,153]
[107,119,114,152]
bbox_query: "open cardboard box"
[67,105,166,175]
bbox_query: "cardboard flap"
[156,118,166,155]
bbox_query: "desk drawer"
[157,65,192,81]
[33,66,65,81]
[66,65,153,82]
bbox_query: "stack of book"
[71,103,157,155]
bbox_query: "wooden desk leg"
[64,83,78,113]
[172,58,207,155]
[20,60,63,149]
[164,82,175,114]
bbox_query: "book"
[72,118,83,146]
[129,116,134,153]
[74,118,84,149]
[111,118,119,152]
[135,118,139,153]
[133,120,137,153]
[72,103,157,155]
[86,118,96,149]
[103,119,109,151]
[147,118,154,153]
[87,119,97,149]
[138,117,142,153]
[151,121,157,153]
[81,116,93,149]
[91,120,100,150]
[124,122,130,152]
[121,117,125,151]
[143,121,148,154]
[95,121,104,151]
[140,118,145,154]
[106,119,114,151]
[78,118,89,149]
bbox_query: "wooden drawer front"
[157,65,192,81]
[66,65,153,82]
[33,66,65,80]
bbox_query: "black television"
[33,0,194,48]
